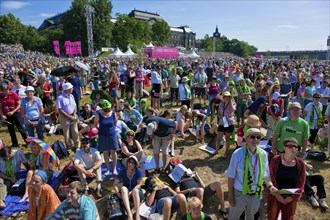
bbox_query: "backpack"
[306,149,326,162]
[105,194,126,220]
[52,140,69,159]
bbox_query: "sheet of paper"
[271,188,300,194]
[198,145,216,154]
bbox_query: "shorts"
[156,196,179,214]
[195,87,206,96]
[152,135,171,155]
[109,89,118,98]
[129,188,145,201]
[217,124,234,133]
[151,84,161,98]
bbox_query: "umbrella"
[26,137,59,167]
[75,61,90,71]
[50,66,77,77]
[90,89,112,101]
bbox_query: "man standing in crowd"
[56,82,80,152]
[194,66,207,106]
[272,102,310,158]
[226,128,277,220]
[66,70,82,116]
[146,116,176,173]
[74,137,103,198]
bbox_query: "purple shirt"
[56,92,76,115]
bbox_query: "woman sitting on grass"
[176,105,192,138]
[0,144,29,208]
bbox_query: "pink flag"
[65,41,71,55]
[76,41,82,55]
[53,41,60,55]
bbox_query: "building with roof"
[128,9,163,26]
[38,12,67,32]
[213,25,228,41]
[170,26,196,49]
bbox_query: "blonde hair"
[187,196,203,210]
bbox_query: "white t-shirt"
[74,148,101,169]
[304,102,323,129]
[151,71,161,84]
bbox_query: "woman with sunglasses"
[112,155,143,220]
[120,130,145,175]
[94,99,119,176]
[268,137,306,220]
[302,92,323,150]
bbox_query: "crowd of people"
[0,44,329,219]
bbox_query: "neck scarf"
[6,157,15,178]
[184,84,191,98]
[187,212,205,220]
[198,73,204,84]
[242,147,264,197]
[309,103,322,127]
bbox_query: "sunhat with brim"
[126,155,139,166]
[283,137,299,147]
[244,128,264,139]
[289,102,302,110]
[25,86,35,92]
[245,115,262,127]
[222,91,232,97]
[62,83,73,90]
[181,77,189,83]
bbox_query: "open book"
[271,188,300,194]
[168,164,193,183]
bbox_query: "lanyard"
[222,102,230,116]
[248,153,258,182]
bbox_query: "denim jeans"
[93,80,99,90]
[25,119,44,141]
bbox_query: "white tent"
[124,45,136,58]
[146,42,154,47]
[108,47,125,58]
[186,50,200,58]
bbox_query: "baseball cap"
[146,122,156,135]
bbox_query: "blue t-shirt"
[116,168,142,191]
[146,117,176,137]
[21,96,43,120]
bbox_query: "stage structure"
[85,4,95,57]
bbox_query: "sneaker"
[308,195,319,207]
[319,198,329,209]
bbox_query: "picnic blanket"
[0,171,64,217]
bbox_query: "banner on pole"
[53,41,60,55]
[64,41,71,55]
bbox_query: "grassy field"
[0,94,329,220]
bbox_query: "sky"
[1,0,329,52]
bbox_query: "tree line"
[0,0,257,57]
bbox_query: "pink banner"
[65,41,71,55]
[76,41,82,55]
[53,41,60,55]
[144,47,178,58]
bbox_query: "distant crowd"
[0,44,329,219]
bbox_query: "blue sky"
[1,0,329,51]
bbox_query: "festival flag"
[53,41,60,55]
[26,137,59,167]
[64,41,71,55]
[76,41,82,55]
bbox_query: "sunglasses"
[126,134,134,137]
[249,135,261,140]
[127,161,136,165]
[103,109,111,112]
[313,97,321,99]
[285,145,298,149]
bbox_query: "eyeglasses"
[313,97,321,99]
[249,135,261,140]
[126,134,134,137]
[103,109,110,112]
[285,145,298,149]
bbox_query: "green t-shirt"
[236,85,250,104]
[274,117,310,153]
[124,97,137,108]
[99,71,109,87]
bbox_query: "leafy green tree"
[200,34,223,52]
[0,13,25,44]
[40,29,65,54]
[91,0,113,49]
[20,25,45,51]
[222,39,257,58]
[112,14,151,52]
[62,0,113,56]
[151,20,171,45]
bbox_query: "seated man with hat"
[73,137,103,197]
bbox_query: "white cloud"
[276,24,298,29]
[40,13,55,18]
[1,1,30,10]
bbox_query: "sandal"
[219,209,228,219]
